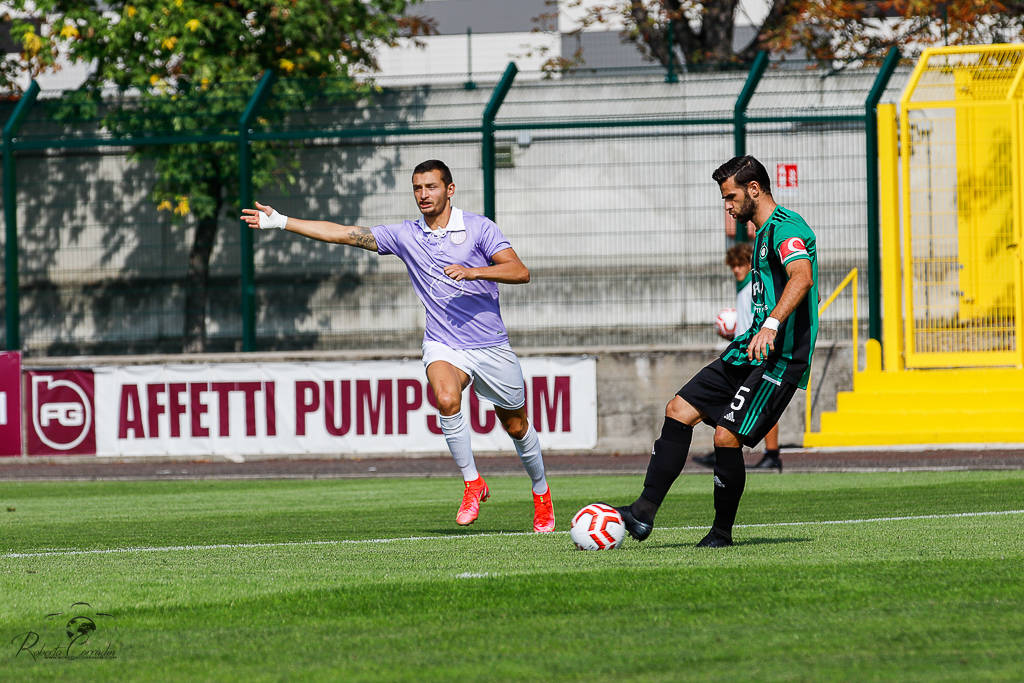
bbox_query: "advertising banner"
[91,357,596,457]
[0,352,21,456]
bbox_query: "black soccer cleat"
[695,528,733,548]
[748,454,782,472]
[615,505,653,542]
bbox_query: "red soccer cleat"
[532,487,555,533]
[456,477,490,526]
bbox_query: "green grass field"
[2,470,1023,681]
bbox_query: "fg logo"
[27,371,96,455]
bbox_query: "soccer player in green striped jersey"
[616,156,818,547]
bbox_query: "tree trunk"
[632,1,808,67]
[182,179,223,353]
[692,0,739,64]
[632,0,742,68]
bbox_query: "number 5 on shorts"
[730,386,751,410]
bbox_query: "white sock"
[512,423,547,494]
[440,412,478,482]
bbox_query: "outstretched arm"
[443,247,530,284]
[240,201,378,252]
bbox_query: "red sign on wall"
[0,352,21,456]
[777,163,798,188]
[26,370,97,456]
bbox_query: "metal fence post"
[733,51,768,159]
[732,51,768,244]
[864,46,901,344]
[3,81,40,351]
[877,102,904,372]
[664,20,678,84]
[482,62,518,221]
[239,70,276,352]
[464,28,477,91]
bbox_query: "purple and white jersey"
[371,208,512,349]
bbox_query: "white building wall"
[374,32,561,85]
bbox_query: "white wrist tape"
[258,209,288,230]
[762,316,780,331]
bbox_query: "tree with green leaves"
[6,0,431,352]
[543,0,1024,70]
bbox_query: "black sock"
[765,448,780,459]
[712,446,745,537]
[633,418,693,524]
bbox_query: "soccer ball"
[570,503,626,550]
[714,307,737,339]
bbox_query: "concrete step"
[804,429,1024,447]
[836,390,1024,412]
[853,367,1024,393]
[820,409,1024,433]
[806,357,1024,447]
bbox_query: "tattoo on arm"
[351,226,377,251]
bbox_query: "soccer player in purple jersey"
[241,160,554,532]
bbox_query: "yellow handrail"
[804,268,858,436]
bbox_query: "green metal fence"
[1,54,905,356]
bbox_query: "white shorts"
[422,341,527,410]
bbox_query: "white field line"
[3,509,1023,560]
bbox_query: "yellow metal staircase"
[804,341,1024,446]
[803,45,1024,448]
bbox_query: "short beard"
[734,193,755,224]
[422,197,449,219]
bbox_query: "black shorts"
[677,357,797,447]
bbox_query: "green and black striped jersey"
[721,205,818,389]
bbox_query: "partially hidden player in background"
[241,159,555,532]
[615,155,818,547]
[692,242,784,472]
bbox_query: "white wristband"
[762,316,780,331]
[258,209,288,230]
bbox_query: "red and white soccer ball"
[570,503,626,550]
[714,307,737,339]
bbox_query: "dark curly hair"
[712,155,771,195]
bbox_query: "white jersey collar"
[418,207,465,236]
